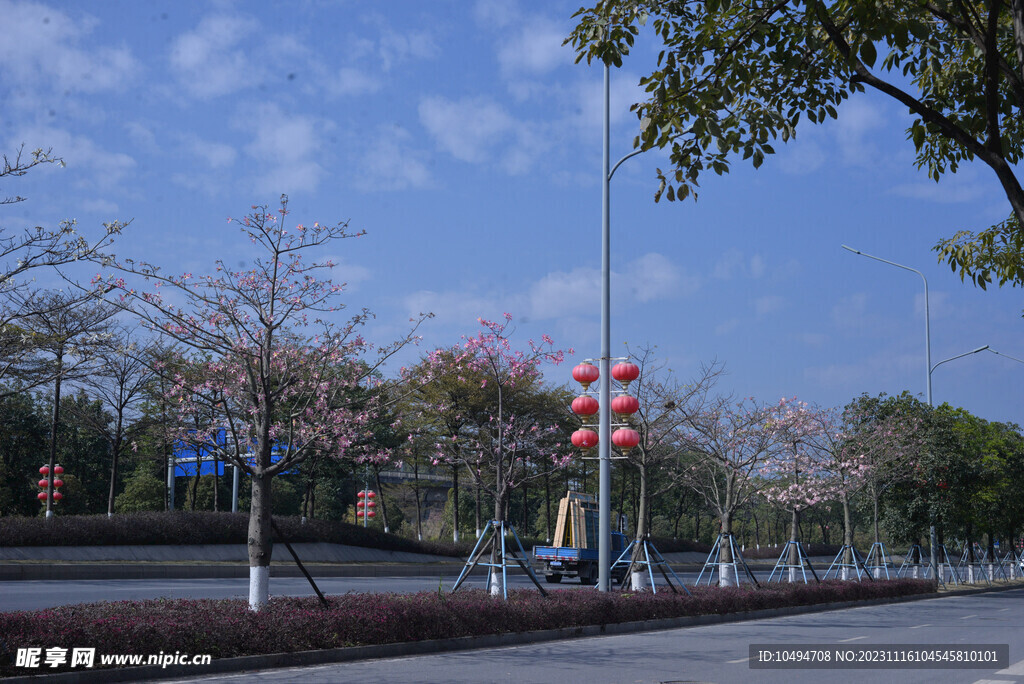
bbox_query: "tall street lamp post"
[597,59,648,591]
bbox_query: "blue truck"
[533,530,628,584]
[532,491,630,584]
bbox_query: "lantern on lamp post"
[37,464,65,510]
[356,489,377,527]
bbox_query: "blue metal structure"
[611,539,691,594]
[767,541,819,584]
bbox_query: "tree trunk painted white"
[631,570,648,591]
[248,566,270,611]
[247,472,273,610]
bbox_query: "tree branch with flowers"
[91,196,428,609]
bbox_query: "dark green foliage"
[0,392,47,517]
[0,511,469,557]
[0,580,935,676]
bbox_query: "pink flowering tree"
[93,197,426,609]
[675,395,793,586]
[790,401,922,576]
[616,347,724,545]
[762,400,836,579]
[412,316,571,525]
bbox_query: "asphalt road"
[0,570,802,612]
[158,588,1024,684]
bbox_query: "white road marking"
[960,614,979,619]
[908,624,931,629]
[726,657,748,664]
[839,636,867,642]
[996,657,1024,675]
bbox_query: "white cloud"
[754,295,785,316]
[355,127,432,192]
[474,0,520,29]
[497,18,571,77]
[169,14,259,99]
[378,28,438,72]
[181,133,237,169]
[239,104,328,195]
[404,289,503,328]
[407,253,692,329]
[0,0,140,97]
[749,254,766,279]
[419,96,517,164]
[11,126,135,189]
[889,180,987,204]
[328,67,381,97]
[834,98,887,167]
[81,198,119,215]
[831,293,869,328]
[714,249,769,280]
[624,253,696,302]
[715,318,741,336]
[528,267,600,319]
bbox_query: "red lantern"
[54,465,64,475]
[611,362,640,386]
[38,479,49,489]
[366,511,376,518]
[612,428,640,451]
[611,395,639,415]
[357,501,365,509]
[356,510,365,517]
[39,466,50,476]
[37,492,47,501]
[52,479,63,489]
[52,492,63,501]
[572,363,600,389]
[571,395,599,416]
[571,429,599,449]
[357,490,366,498]
[367,500,376,508]
[366,491,376,499]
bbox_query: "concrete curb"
[10,583,1023,683]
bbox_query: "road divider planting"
[1,579,934,676]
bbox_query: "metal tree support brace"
[696,533,760,587]
[766,541,820,584]
[936,544,962,586]
[896,544,942,587]
[612,538,691,595]
[823,545,874,581]
[451,520,548,600]
[957,543,993,585]
[863,541,892,580]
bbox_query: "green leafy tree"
[115,467,166,513]
[566,1,1024,282]
[0,390,47,516]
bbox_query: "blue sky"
[2,0,1022,426]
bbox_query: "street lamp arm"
[842,244,932,405]
[608,148,646,182]
[929,345,990,374]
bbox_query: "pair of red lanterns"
[570,361,641,453]
[37,464,65,503]
[355,489,377,518]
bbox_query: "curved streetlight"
[931,345,990,376]
[841,245,956,580]
[841,245,932,404]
